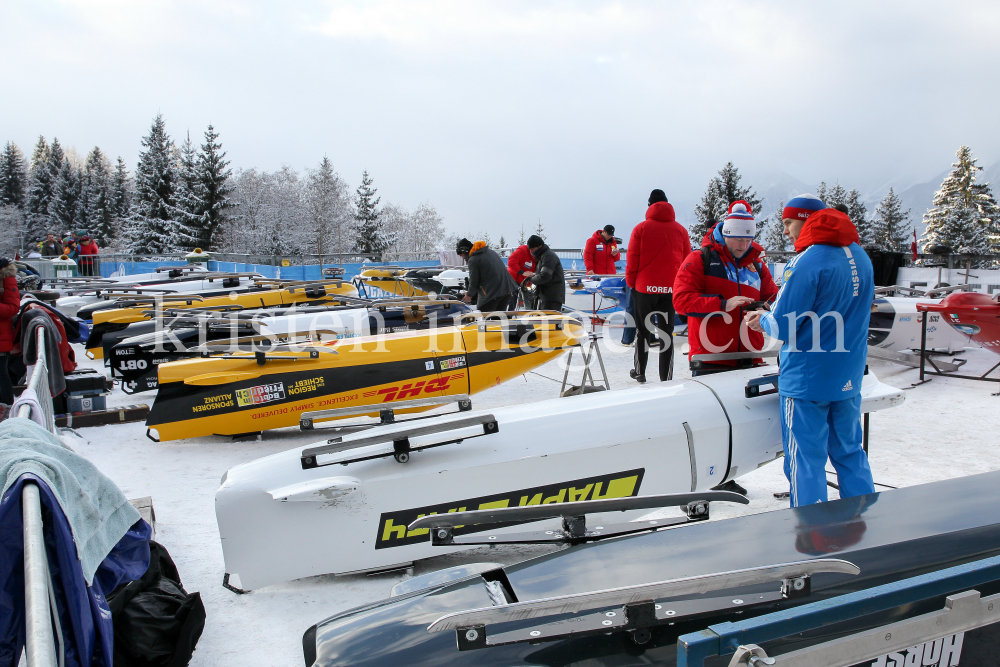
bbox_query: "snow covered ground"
[65,327,1000,667]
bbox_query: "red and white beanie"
[721,200,755,238]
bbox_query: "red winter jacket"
[0,267,20,353]
[583,231,620,275]
[625,202,691,294]
[673,225,778,365]
[77,240,99,262]
[507,245,537,285]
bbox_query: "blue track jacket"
[759,210,873,402]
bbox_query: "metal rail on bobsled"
[55,267,265,317]
[354,266,468,299]
[145,311,584,441]
[301,470,1000,667]
[82,277,360,359]
[108,297,474,393]
[214,365,904,590]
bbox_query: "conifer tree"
[517,226,526,246]
[873,188,911,252]
[846,189,874,247]
[815,182,828,203]
[196,124,232,250]
[25,136,53,238]
[354,170,392,255]
[306,157,352,263]
[168,133,207,250]
[499,234,506,248]
[82,147,115,244]
[111,157,131,220]
[535,219,545,238]
[124,114,177,253]
[0,142,28,208]
[762,200,789,252]
[50,158,82,233]
[824,183,847,209]
[692,162,761,242]
[920,146,1000,260]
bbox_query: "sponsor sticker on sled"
[439,356,466,370]
[375,468,645,549]
[236,382,286,407]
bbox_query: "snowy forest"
[694,148,1000,260]
[0,114,446,260]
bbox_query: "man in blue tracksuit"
[745,196,875,507]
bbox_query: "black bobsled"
[304,470,1000,667]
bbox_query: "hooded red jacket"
[624,202,691,294]
[0,266,20,353]
[673,224,778,364]
[794,209,860,251]
[583,231,619,274]
[506,245,536,285]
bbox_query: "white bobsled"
[869,295,977,353]
[215,366,905,590]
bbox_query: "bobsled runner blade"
[426,558,859,633]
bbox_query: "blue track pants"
[779,394,874,507]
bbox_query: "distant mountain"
[751,172,814,221]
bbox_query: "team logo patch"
[375,468,645,549]
[235,382,286,407]
[783,268,793,282]
[439,356,466,370]
[748,263,757,273]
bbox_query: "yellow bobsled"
[355,268,429,298]
[145,313,584,441]
[84,279,359,359]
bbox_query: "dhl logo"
[363,374,465,402]
[375,469,645,549]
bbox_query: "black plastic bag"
[107,541,206,667]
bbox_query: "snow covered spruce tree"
[0,142,28,208]
[845,189,874,247]
[196,124,232,250]
[872,188,911,252]
[168,133,207,250]
[123,115,177,254]
[693,162,761,243]
[920,146,1000,262]
[49,144,82,234]
[111,157,132,221]
[306,157,352,263]
[354,170,392,257]
[25,137,55,238]
[81,147,115,245]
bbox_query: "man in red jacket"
[507,244,536,285]
[77,234,100,276]
[673,201,778,376]
[583,225,620,275]
[624,189,692,382]
[0,258,19,406]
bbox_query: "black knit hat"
[648,189,668,205]
[527,235,544,249]
[456,238,473,255]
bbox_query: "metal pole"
[919,311,928,384]
[23,482,57,667]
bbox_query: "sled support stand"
[917,312,1000,392]
[677,553,1000,667]
[409,490,749,547]
[299,394,473,430]
[300,412,497,469]
[560,332,610,396]
[429,558,858,651]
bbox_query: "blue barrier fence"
[98,260,438,282]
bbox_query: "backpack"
[107,541,206,667]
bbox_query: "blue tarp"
[0,474,150,667]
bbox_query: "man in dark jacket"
[457,238,518,312]
[624,189,691,383]
[526,235,564,311]
[40,233,61,257]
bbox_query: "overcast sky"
[3,1,999,245]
